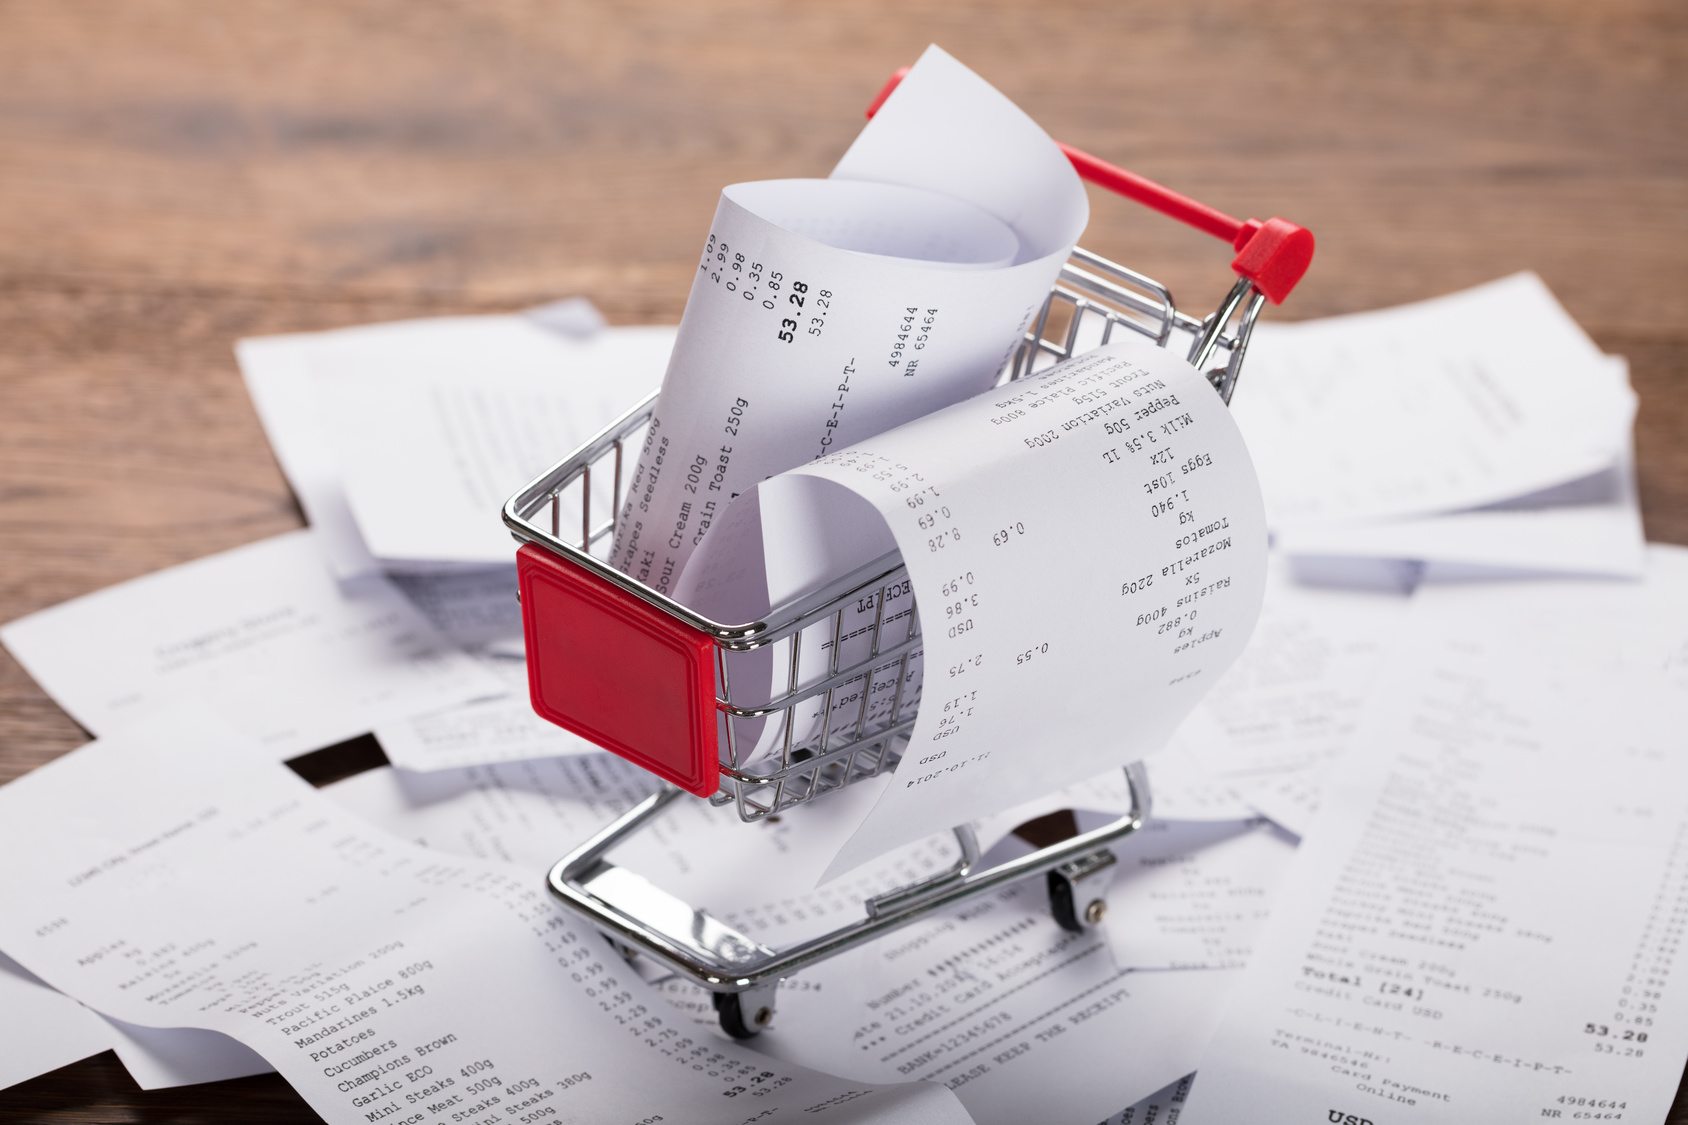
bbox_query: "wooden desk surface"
[1,1,1683,1119]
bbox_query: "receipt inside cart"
[678,333,1270,878]
[607,43,1087,595]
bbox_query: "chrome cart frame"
[503,69,1312,1038]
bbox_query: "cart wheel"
[1046,848,1117,934]
[712,991,773,1039]
[1048,869,1108,934]
[1047,869,1084,933]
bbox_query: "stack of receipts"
[5,37,1688,1125]
[3,363,1686,1122]
[1234,272,1644,579]
[0,711,970,1124]
[0,43,1249,1122]
[236,302,681,768]
[240,297,676,578]
[1178,548,1688,1123]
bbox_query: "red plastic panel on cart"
[517,544,719,797]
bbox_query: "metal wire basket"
[502,70,1311,1036]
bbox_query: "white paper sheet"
[1236,544,1688,840]
[682,335,1268,879]
[0,711,970,1125]
[1183,618,1688,1122]
[325,760,967,953]
[750,877,1240,1125]
[1147,549,1413,840]
[105,1020,277,1089]
[1282,495,1646,579]
[1411,543,1688,679]
[1284,554,1425,594]
[314,324,675,568]
[1103,818,1299,971]
[1254,542,1688,835]
[328,749,1290,971]
[372,567,619,772]
[1231,273,1634,530]
[1141,753,1264,822]
[1099,1073,1194,1125]
[240,331,382,580]
[1276,371,1643,579]
[387,568,524,654]
[1170,552,1413,783]
[983,755,1258,833]
[1003,547,1413,836]
[1,947,282,1091]
[373,697,604,772]
[0,531,507,759]
[323,755,655,857]
[521,296,606,339]
[609,45,1087,595]
[1234,764,1327,840]
[0,951,114,1091]
[239,307,652,579]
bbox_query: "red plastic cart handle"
[866,68,1314,305]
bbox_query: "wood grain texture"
[0,1,1682,1119]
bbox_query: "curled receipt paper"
[677,334,1271,878]
[609,43,1089,593]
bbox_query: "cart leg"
[1046,848,1119,934]
[713,981,780,1039]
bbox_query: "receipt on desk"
[240,315,673,578]
[1182,623,1688,1123]
[326,759,964,953]
[966,554,1401,832]
[1234,762,1328,839]
[0,710,971,1125]
[1232,272,1633,530]
[315,324,674,569]
[0,949,279,1092]
[0,530,508,760]
[609,44,1087,593]
[1103,817,1299,971]
[1100,1074,1196,1125]
[0,951,114,1091]
[103,1020,276,1089]
[679,333,1269,879]
[376,567,613,771]
[1232,544,1688,840]
[751,877,1240,1125]
[1274,358,1644,580]
[1171,550,1414,782]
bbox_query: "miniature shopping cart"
[503,68,1313,1039]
